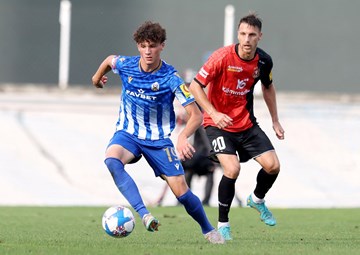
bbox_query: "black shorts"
[205,124,274,163]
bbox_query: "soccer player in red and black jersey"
[189,13,285,241]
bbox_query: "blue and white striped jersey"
[111,55,195,140]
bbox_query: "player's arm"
[262,83,285,140]
[176,101,202,161]
[92,55,115,88]
[189,80,233,129]
[188,80,215,115]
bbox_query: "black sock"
[218,175,236,222]
[254,168,279,199]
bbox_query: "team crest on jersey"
[128,76,133,83]
[253,67,260,78]
[151,82,160,91]
[180,84,191,98]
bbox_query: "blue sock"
[105,157,149,218]
[177,189,214,234]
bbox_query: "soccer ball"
[102,205,135,238]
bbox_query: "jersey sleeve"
[111,55,125,74]
[259,53,273,88]
[174,83,195,107]
[194,50,222,87]
[170,73,195,107]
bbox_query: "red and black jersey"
[194,44,273,132]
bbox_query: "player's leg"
[184,168,194,189]
[142,140,224,243]
[253,150,280,200]
[194,155,215,206]
[165,175,224,244]
[202,169,214,206]
[104,131,153,228]
[143,141,214,233]
[166,175,213,232]
[244,125,280,226]
[206,126,240,240]
[216,154,240,240]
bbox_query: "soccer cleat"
[247,195,276,226]
[142,213,160,232]
[218,226,232,240]
[204,229,226,244]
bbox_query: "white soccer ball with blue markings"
[102,205,135,238]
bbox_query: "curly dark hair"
[133,21,166,44]
[238,12,262,31]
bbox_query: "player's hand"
[210,111,233,129]
[273,121,285,140]
[176,134,195,161]
[93,75,108,89]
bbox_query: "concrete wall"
[1,88,359,207]
[0,0,359,93]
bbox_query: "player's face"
[137,40,164,71]
[237,23,262,60]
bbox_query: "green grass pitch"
[0,206,359,255]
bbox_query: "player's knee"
[104,157,124,175]
[265,162,280,175]
[224,165,240,179]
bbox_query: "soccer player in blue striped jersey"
[92,21,224,244]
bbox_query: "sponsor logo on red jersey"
[199,67,208,79]
[227,65,243,72]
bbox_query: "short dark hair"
[133,21,166,44]
[238,13,262,31]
